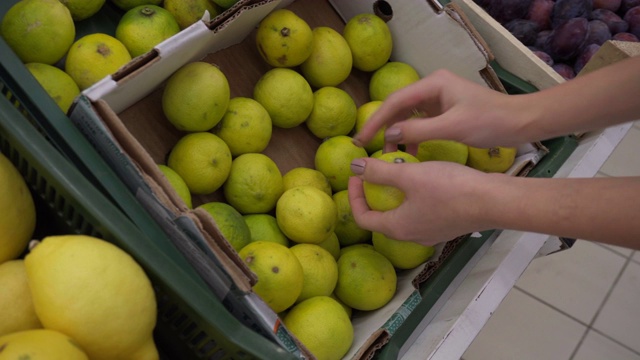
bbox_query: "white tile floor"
[462,122,640,360]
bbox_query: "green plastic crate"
[0,91,296,359]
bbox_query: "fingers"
[353,71,451,146]
[350,157,403,187]
[347,176,388,234]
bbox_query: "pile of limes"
[152,7,520,360]
[0,0,241,113]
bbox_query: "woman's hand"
[348,157,496,246]
[353,69,535,153]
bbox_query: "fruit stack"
[474,0,640,79]
[3,0,528,358]
[139,6,521,359]
[0,0,240,113]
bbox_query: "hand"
[353,69,533,152]
[348,157,494,246]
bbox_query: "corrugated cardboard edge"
[92,99,256,291]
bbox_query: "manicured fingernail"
[385,127,402,142]
[352,137,363,148]
[351,158,366,175]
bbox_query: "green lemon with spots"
[363,151,419,211]
[198,202,252,252]
[238,241,303,313]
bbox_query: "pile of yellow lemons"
[0,152,160,359]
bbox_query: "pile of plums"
[474,0,640,79]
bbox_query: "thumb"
[350,157,404,187]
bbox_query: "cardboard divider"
[69,0,549,358]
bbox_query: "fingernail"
[351,158,366,175]
[385,127,402,142]
[352,137,363,148]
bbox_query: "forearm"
[518,56,640,142]
[479,175,640,248]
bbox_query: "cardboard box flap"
[83,0,281,114]
[329,0,501,90]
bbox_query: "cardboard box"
[69,0,549,358]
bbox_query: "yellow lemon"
[60,0,106,21]
[25,63,80,114]
[110,0,162,11]
[243,214,289,246]
[167,132,232,195]
[0,153,36,264]
[65,33,132,90]
[1,0,75,65]
[253,68,314,129]
[283,296,354,360]
[305,86,357,139]
[282,167,332,197]
[0,329,88,360]
[363,151,419,211]
[255,9,313,67]
[198,202,252,252]
[332,189,371,247]
[372,232,435,270]
[290,244,339,303]
[300,26,353,88]
[355,101,385,154]
[276,186,337,244]
[314,135,368,192]
[162,61,230,132]
[238,241,303,313]
[416,139,469,164]
[335,245,397,311]
[343,13,393,72]
[24,235,158,360]
[212,97,272,156]
[223,153,284,214]
[467,146,518,173]
[157,164,192,208]
[116,5,181,58]
[163,0,222,29]
[369,61,421,101]
[317,232,340,261]
[0,260,42,337]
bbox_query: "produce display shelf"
[0,90,294,360]
[0,1,581,358]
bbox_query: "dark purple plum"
[612,31,640,40]
[473,0,493,8]
[546,17,590,61]
[486,0,533,24]
[621,0,640,13]
[553,63,577,79]
[574,43,601,73]
[528,0,555,30]
[584,19,612,45]
[532,49,555,66]
[551,0,593,28]
[505,19,540,45]
[593,0,622,11]
[536,29,554,50]
[591,8,629,33]
[624,6,640,38]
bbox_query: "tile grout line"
[568,255,634,360]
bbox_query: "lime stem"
[141,6,156,17]
[280,27,290,37]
